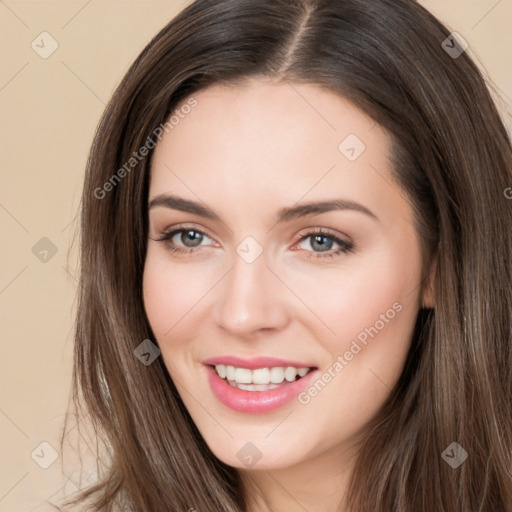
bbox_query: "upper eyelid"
[156,224,215,242]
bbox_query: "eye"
[152,225,355,259]
[152,224,215,255]
[294,228,354,259]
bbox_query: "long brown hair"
[58,0,512,510]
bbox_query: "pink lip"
[203,360,318,414]
[203,355,315,370]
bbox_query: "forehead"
[149,79,404,227]
[153,79,384,163]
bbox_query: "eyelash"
[152,224,355,259]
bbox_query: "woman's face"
[143,79,428,471]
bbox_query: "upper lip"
[203,355,316,370]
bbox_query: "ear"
[421,255,437,309]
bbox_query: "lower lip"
[205,365,318,414]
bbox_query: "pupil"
[183,230,202,247]
[312,235,332,252]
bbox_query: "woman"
[60,0,512,510]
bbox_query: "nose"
[213,248,290,338]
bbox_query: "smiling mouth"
[210,364,316,391]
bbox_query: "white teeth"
[285,366,297,382]
[228,381,281,391]
[252,367,271,384]
[226,365,236,381]
[216,364,226,379]
[234,368,252,384]
[270,367,286,383]
[214,364,311,387]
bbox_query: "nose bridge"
[214,240,288,335]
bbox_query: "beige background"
[1,1,511,510]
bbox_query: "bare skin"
[143,79,434,512]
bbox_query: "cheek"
[300,247,420,413]
[142,247,230,383]
[142,248,211,340]
[293,291,418,449]
[287,244,420,352]
[143,254,197,379]
[290,246,420,425]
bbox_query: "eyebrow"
[148,194,378,223]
